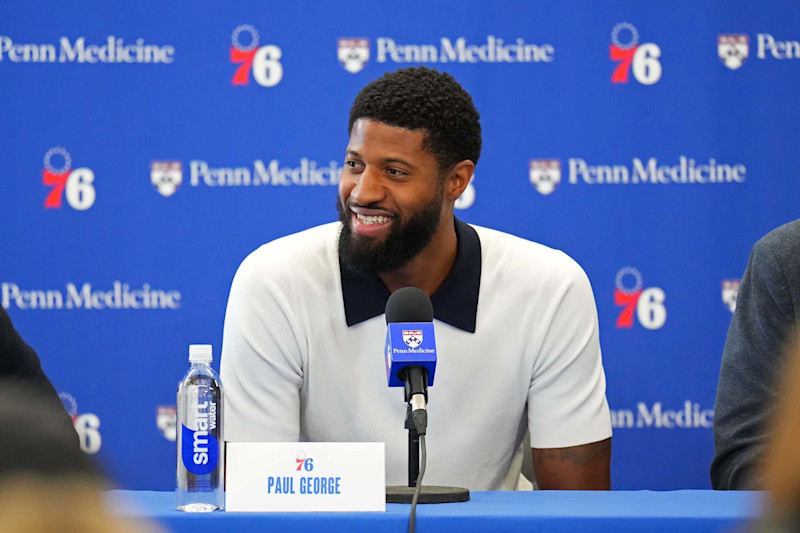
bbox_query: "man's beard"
[337,191,443,275]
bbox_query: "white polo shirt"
[220,220,611,491]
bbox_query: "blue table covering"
[107,490,762,532]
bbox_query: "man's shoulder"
[757,218,800,262]
[470,224,586,279]
[234,222,339,285]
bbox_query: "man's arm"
[532,438,611,490]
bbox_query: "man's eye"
[387,168,405,176]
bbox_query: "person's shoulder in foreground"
[221,66,610,490]
[712,218,800,490]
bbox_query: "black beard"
[337,193,443,275]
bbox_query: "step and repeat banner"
[2,1,799,490]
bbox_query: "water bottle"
[176,344,224,512]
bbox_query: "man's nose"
[350,167,385,205]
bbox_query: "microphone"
[385,287,437,436]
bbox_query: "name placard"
[225,442,386,512]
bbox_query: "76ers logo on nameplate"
[403,329,423,348]
[338,38,369,73]
[529,160,561,196]
[296,450,314,471]
[718,34,749,70]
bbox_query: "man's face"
[338,118,446,274]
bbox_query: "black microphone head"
[385,287,433,324]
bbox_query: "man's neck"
[378,215,458,296]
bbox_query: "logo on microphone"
[43,147,96,210]
[230,24,283,87]
[402,329,423,348]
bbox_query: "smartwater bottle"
[176,344,224,512]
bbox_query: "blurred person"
[0,381,159,533]
[748,335,800,532]
[0,305,76,442]
[712,219,800,490]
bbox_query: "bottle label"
[181,400,219,475]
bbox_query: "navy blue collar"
[339,219,481,333]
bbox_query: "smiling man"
[220,67,611,490]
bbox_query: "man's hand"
[532,438,611,490]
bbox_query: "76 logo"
[42,147,96,211]
[614,267,666,330]
[295,451,314,472]
[610,22,662,85]
[230,24,283,87]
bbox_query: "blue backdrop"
[2,0,798,490]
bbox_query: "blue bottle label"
[181,400,219,475]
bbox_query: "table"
[107,490,762,532]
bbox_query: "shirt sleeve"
[711,237,793,489]
[220,251,305,442]
[527,257,612,449]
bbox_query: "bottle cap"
[189,344,213,364]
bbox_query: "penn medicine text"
[376,36,554,64]
[611,401,713,429]
[569,157,746,185]
[1,282,181,310]
[0,36,174,63]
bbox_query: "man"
[221,67,611,490]
[712,219,800,490]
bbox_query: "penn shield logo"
[156,405,177,441]
[529,160,561,195]
[722,279,741,313]
[60,393,102,454]
[718,34,749,70]
[42,147,96,210]
[610,22,662,85]
[151,161,182,197]
[230,24,283,87]
[614,267,667,330]
[403,329,423,348]
[338,38,369,73]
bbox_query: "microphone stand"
[406,404,420,488]
[385,368,470,504]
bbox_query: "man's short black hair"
[348,66,482,172]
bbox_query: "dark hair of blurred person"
[0,381,160,532]
[0,305,77,444]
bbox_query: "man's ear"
[445,160,475,202]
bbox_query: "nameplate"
[225,442,385,512]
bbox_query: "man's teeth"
[356,214,391,225]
